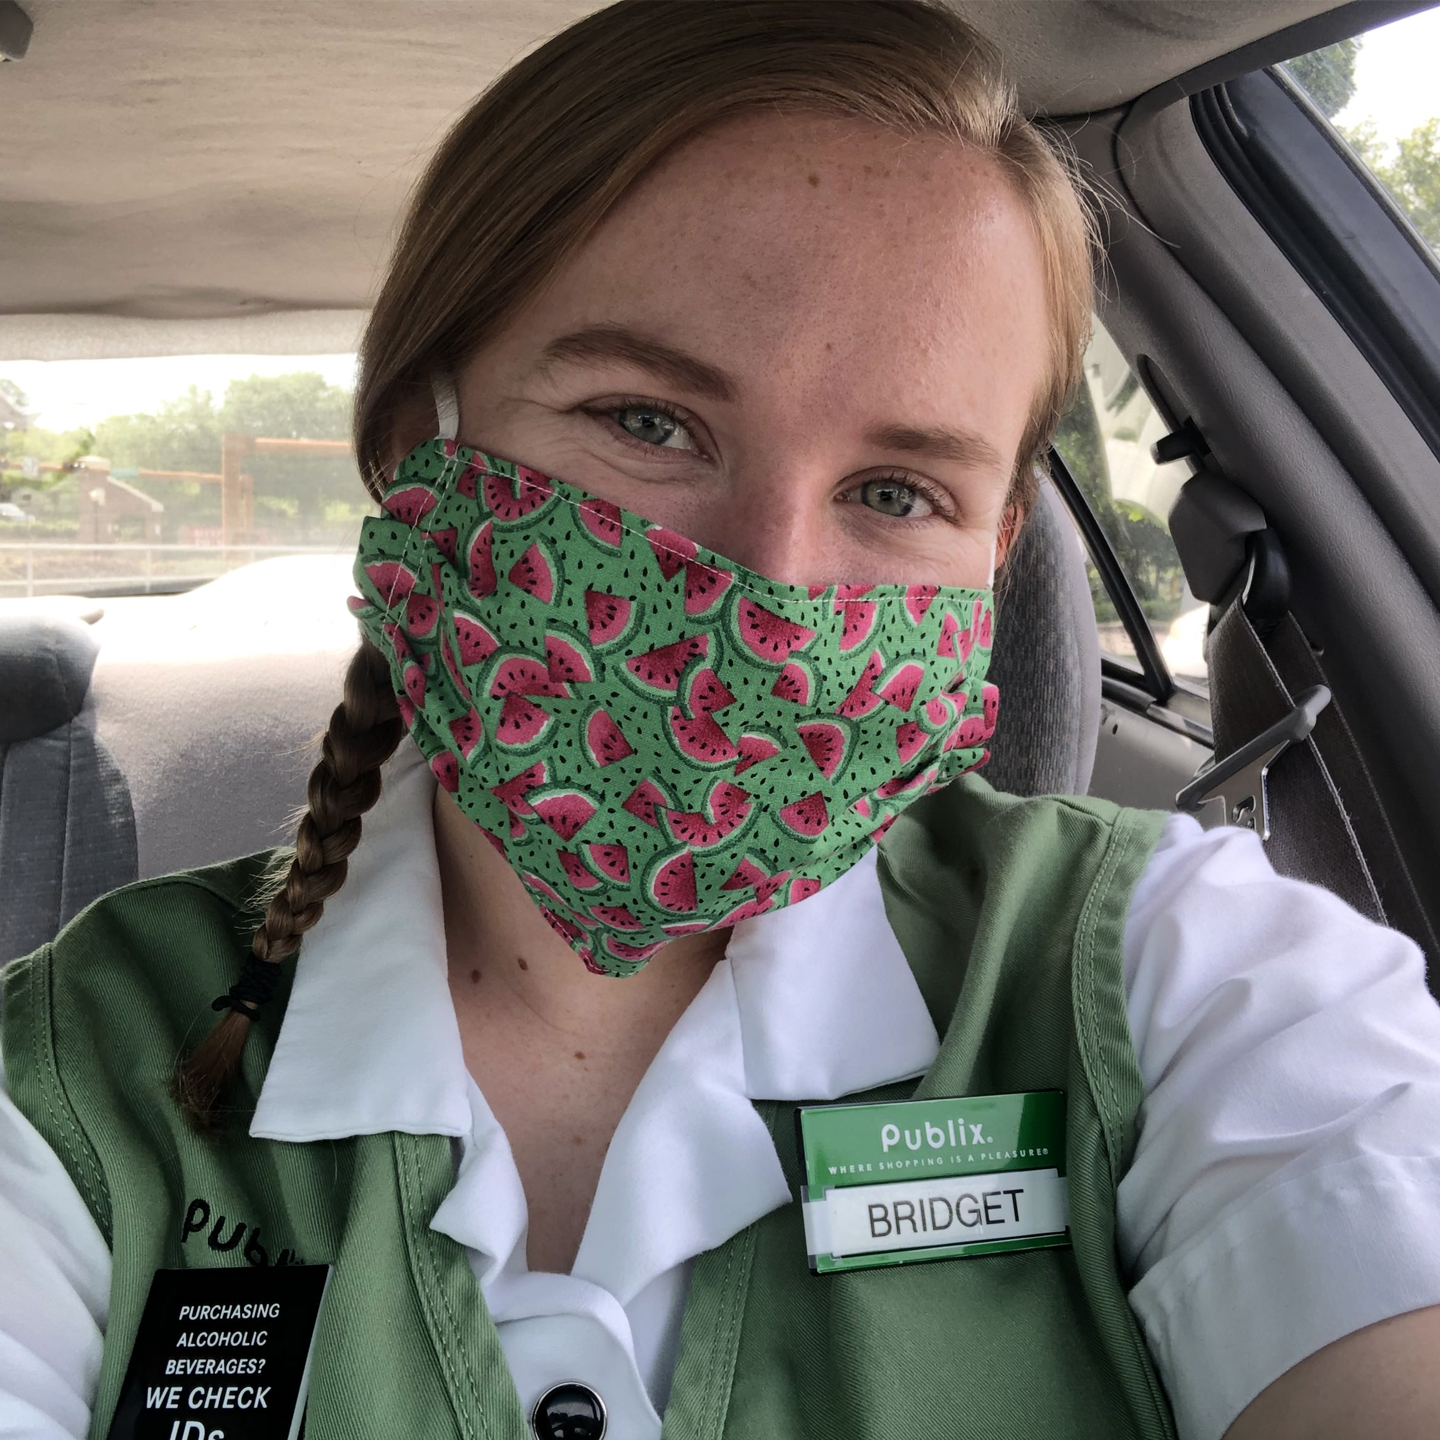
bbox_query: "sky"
[1,352,359,434]
[3,8,1438,436]
[1334,6,1440,143]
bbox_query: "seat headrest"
[0,614,100,742]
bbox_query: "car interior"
[3,0,1439,982]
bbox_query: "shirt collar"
[250,741,939,1143]
[251,742,471,1141]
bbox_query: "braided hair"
[173,639,403,1127]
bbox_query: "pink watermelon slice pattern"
[649,850,698,913]
[621,779,670,828]
[508,542,556,603]
[467,523,496,600]
[662,780,753,849]
[778,792,829,838]
[734,597,817,665]
[905,586,939,624]
[685,561,734,617]
[587,842,631,884]
[382,484,439,527]
[558,850,602,891]
[684,666,736,718]
[646,525,697,581]
[837,651,885,719]
[585,590,634,647]
[545,631,594,686]
[604,935,667,962]
[590,901,645,931]
[495,696,551,749]
[531,789,597,841]
[365,560,417,605]
[406,592,439,638]
[584,707,634,768]
[578,497,624,548]
[771,660,813,705]
[449,709,485,760]
[626,635,708,695]
[455,615,499,667]
[491,762,546,817]
[668,707,740,767]
[425,525,459,567]
[835,584,878,652]
[877,662,925,713]
[644,528,736,615]
[797,719,850,780]
[360,448,994,974]
[490,655,568,701]
[483,466,554,522]
[430,751,459,793]
[895,720,928,764]
[734,731,781,775]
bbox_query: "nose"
[680,465,827,587]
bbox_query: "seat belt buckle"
[1176,685,1331,839]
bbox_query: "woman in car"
[6,4,1440,1439]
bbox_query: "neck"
[432,787,728,1041]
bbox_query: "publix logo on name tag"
[795,1090,1068,1275]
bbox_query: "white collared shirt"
[8,742,1440,1440]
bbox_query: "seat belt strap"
[1208,600,1383,921]
[1167,460,1434,956]
[1206,598,1436,959]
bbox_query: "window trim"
[1192,66,1440,472]
[1045,445,1175,706]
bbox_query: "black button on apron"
[530,1381,608,1440]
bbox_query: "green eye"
[859,478,929,518]
[616,406,694,450]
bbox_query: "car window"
[1281,13,1440,263]
[1051,323,1206,694]
[0,353,359,600]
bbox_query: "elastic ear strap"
[431,375,460,442]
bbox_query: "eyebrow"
[537,324,737,403]
[864,422,1006,472]
[538,326,1004,470]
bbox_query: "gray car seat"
[984,476,1101,797]
[1,484,1097,959]
[0,615,138,965]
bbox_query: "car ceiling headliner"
[0,0,1352,351]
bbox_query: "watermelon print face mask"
[350,436,997,976]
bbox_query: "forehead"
[523,111,1050,439]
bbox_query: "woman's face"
[451,112,1051,590]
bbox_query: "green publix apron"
[2,777,1176,1440]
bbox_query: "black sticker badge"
[105,1265,330,1440]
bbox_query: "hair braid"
[173,638,404,1128]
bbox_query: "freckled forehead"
[556,112,1048,373]
[513,110,1052,470]
[621,118,1019,273]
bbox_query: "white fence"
[0,541,353,598]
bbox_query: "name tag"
[796,1090,1068,1274]
[105,1264,331,1440]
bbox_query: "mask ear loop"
[431,374,461,443]
[377,375,463,614]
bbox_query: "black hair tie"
[212,957,283,1016]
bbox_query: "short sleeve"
[0,1043,111,1438]
[1118,814,1440,1440]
